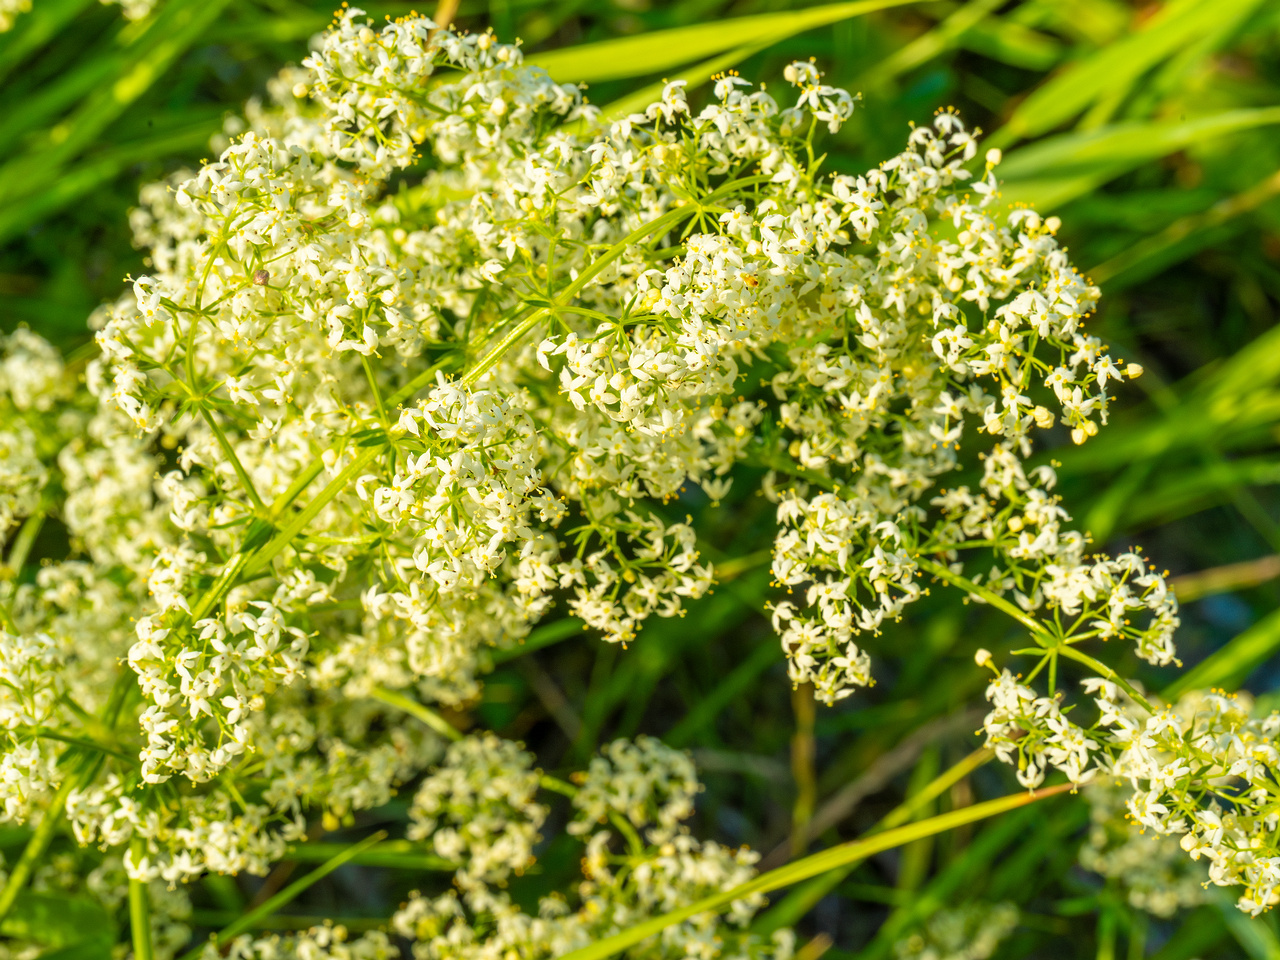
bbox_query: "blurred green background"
[6,0,1280,956]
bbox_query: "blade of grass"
[990,0,1270,148]
[1147,906,1227,960]
[176,831,388,960]
[128,839,153,960]
[959,15,1063,71]
[594,40,770,122]
[1170,555,1280,603]
[0,0,234,203]
[556,782,1073,960]
[1217,888,1280,960]
[1092,167,1280,288]
[1119,456,1280,529]
[751,747,993,936]
[0,0,97,82]
[859,0,1005,87]
[851,794,1044,960]
[524,0,917,84]
[283,840,455,871]
[997,107,1280,211]
[1162,607,1280,700]
[491,616,586,664]
[185,911,387,932]
[790,683,818,859]
[0,119,218,243]
[370,687,462,741]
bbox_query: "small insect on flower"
[252,269,270,286]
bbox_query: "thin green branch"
[200,407,268,515]
[130,838,154,960]
[915,556,1051,644]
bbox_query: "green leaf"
[0,893,113,948]
[1147,907,1227,960]
[0,0,235,205]
[1162,607,1280,701]
[1217,889,1280,960]
[1091,168,1280,288]
[994,0,1272,145]
[1119,456,1280,528]
[0,0,97,82]
[594,41,769,122]
[664,639,778,748]
[959,17,1063,71]
[524,0,916,84]
[555,783,1073,960]
[997,107,1280,211]
[491,616,585,664]
[860,0,1005,87]
[0,119,217,243]
[284,840,456,871]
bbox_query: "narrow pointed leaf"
[556,783,1072,960]
[525,0,916,84]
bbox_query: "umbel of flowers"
[0,8,1275,957]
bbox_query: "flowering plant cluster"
[0,6,1276,957]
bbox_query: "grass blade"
[176,831,388,960]
[991,0,1270,147]
[284,840,455,871]
[997,107,1280,211]
[1162,607,1280,700]
[860,0,1005,87]
[750,748,992,936]
[525,0,917,84]
[1091,167,1280,287]
[664,639,779,748]
[556,783,1072,960]
[595,41,770,121]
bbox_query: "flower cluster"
[1079,781,1208,918]
[0,2,1261,948]
[392,735,789,960]
[979,668,1280,914]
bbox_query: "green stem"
[460,307,550,388]
[177,831,388,960]
[361,354,391,430]
[541,775,646,857]
[129,838,154,960]
[243,447,379,580]
[200,408,268,514]
[915,557,1051,645]
[916,558,1157,715]
[189,546,253,621]
[370,686,462,741]
[1057,645,1158,715]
